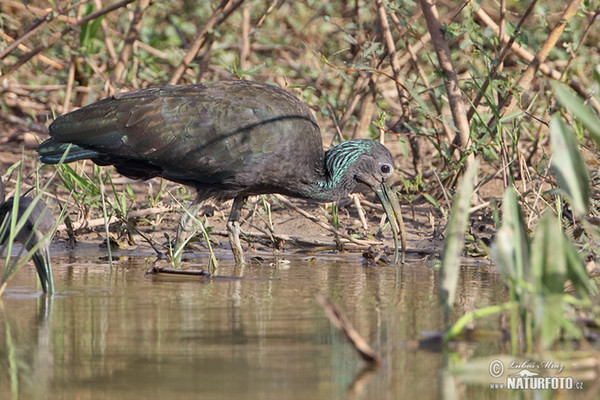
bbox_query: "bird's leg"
[174,195,204,265]
[227,196,246,266]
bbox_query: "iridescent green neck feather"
[306,139,379,202]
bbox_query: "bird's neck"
[302,140,373,202]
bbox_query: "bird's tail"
[37,139,100,164]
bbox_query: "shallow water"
[0,247,588,399]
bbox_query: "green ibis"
[0,178,55,293]
[38,80,405,264]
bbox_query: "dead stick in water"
[316,293,380,366]
[148,266,211,276]
[147,266,281,281]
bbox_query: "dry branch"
[467,1,538,121]
[3,0,137,77]
[475,1,598,116]
[134,40,170,59]
[168,0,245,85]
[0,110,48,134]
[375,0,409,119]
[0,31,64,69]
[109,0,151,90]
[0,0,81,59]
[62,59,76,113]
[240,6,251,71]
[497,0,583,116]
[94,0,118,63]
[418,0,474,172]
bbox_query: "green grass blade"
[550,116,590,217]
[439,161,478,322]
[444,302,517,342]
[490,188,531,291]
[551,81,600,147]
[530,212,566,294]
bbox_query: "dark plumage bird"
[38,80,405,264]
[0,178,55,293]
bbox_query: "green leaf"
[439,161,478,322]
[565,235,597,297]
[403,78,431,114]
[550,116,590,217]
[538,295,566,348]
[530,212,566,294]
[551,81,600,148]
[422,192,441,210]
[491,188,530,289]
[79,4,104,53]
[444,302,516,342]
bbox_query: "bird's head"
[324,139,406,262]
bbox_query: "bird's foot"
[226,220,246,266]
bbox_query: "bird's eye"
[380,163,393,176]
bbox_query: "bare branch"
[418,0,474,171]
[3,0,137,77]
[109,0,151,90]
[169,0,245,85]
[495,0,585,117]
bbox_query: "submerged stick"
[317,294,380,366]
[147,266,280,281]
[148,266,211,277]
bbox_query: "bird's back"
[40,81,326,200]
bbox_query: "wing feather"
[47,81,325,197]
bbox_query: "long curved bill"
[32,250,52,294]
[374,181,406,264]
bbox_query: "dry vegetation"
[0,0,599,265]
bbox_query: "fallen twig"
[210,228,376,251]
[317,294,380,365]
[273,194,380,248]
[148,266,211,277]
[147,266,281,281]
[0,110,48,134]
[351,194,369,231]
[56,205,173,231]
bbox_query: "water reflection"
[0,251,521,399]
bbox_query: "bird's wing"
[48,82,322,186]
